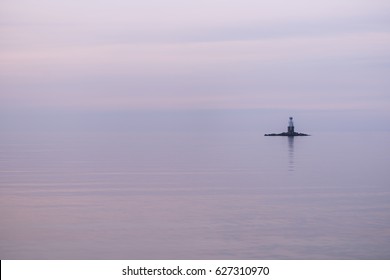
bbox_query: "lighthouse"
[265,116,309,136]
[288,117,294,135]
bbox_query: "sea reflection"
[288,136,294,172]
[2,131,390,259]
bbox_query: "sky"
[1,0,390,131]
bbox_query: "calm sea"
[1,129,389,259]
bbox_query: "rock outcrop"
[264,132,309,136]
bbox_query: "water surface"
[1,130,389,259]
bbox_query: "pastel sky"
[1,0,390,114]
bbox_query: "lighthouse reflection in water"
[288,136,295,172]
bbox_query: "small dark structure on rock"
[265,117,310,136]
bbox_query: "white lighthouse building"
[288,117,294,135]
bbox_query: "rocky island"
[265,117,310,137]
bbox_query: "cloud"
[1,0,390,113]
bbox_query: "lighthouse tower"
[288,117,294,135]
